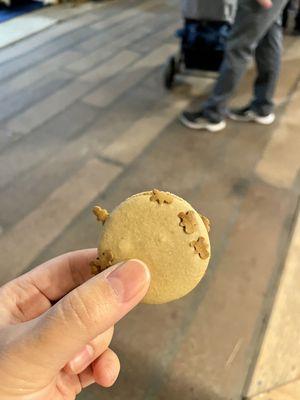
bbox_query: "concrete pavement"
[0,1,299,399]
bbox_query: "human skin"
[0,249,150,399]
[256,0,273,8]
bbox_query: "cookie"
[92,189,211,304]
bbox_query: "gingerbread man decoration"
[190,237,210,260]
[178,210,198,234]
[150,189,173,205]
[90,250,114,274]
[201,215,211,233]
[93,206,109,224]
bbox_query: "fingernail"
[68,344,94,374]
[107,260,150,303]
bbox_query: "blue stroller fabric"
[0,1,44,23]
[177,20,231,71]
[181,22,230,51]
[177,21,231,51]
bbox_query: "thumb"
[17,259,150,373]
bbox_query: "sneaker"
[180,111,226,132]
[228,106,275,125]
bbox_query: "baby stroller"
[164,0,237,89]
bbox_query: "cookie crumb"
[93,206,109,224]
[201,215,211,232]
[150,189,173,205]
[178,211,198,234]
[90,260,100,275]
[90,250,114,274]
[190,237,210,259]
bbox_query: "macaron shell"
[98,191,210,304]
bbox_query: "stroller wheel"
[163,56,176,89]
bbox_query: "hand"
[0,249,150,399]
[256,0,273,9]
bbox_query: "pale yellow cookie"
[93,190,211,304]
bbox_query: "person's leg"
[204,0,287,116]
[282,0,291,28]
[251,19,282,117]
[180,0,287,130]
[295,1,300,32]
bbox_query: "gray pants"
[202,0,287,119]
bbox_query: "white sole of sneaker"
[179,115,226,132]
[228,111,275,125]
[255,113,275,125]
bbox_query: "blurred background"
[0,0,299,399]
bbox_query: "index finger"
[19,249,97,301]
